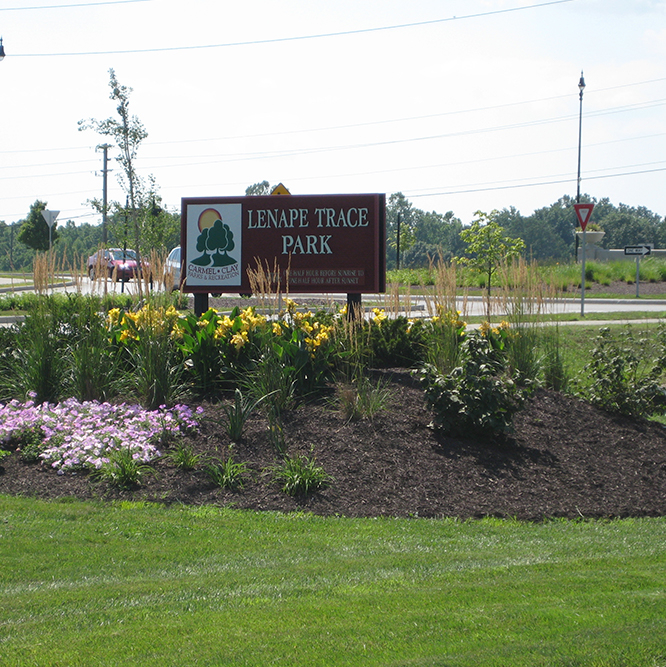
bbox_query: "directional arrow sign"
[573,203,594,231]
[624,245,652,256]
[41,209,60,228]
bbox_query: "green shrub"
[577,326,666,418]
[418,330,529,438]
[366,315,426,367]
[335,375,392,421]
[12,425,47,463]
[205,453,249,490]
[94,447,156,488]
[268,453,333,496]
[166,441,201,471]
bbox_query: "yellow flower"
[119,329,136,343]
[107,308,121,326]
[230,330,249,350]
[372,307,387,323]
[284,298,298,315]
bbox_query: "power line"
[0,0,149,10]
[15,0,575,56]
[2,76,664,160]
[405,166,666,200]
[142,77,666,148]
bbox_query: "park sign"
[180,193,386,294]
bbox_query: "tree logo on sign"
[191,208,237,267]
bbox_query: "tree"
[17,200,58,252]
[245,181,272,196]
[78,69,159,279]
[494,205,572,261]
[457,211,525,315]
[386,193,417,269]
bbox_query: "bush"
[418,330,529,438]
[577,326,666,418]
[366,315,427,367]
[268,453,333,496]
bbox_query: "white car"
[164,246,183,291]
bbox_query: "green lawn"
[1,496,665,666]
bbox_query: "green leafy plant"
[167,441,201,471]
[541,325,569,392]
[366,315,426,368]
[577,326,666,418]
[94,447,156,488]
[424,307,467,374]
[205,451,249,490]
[110,303,185,409]
[418,330,529,438]
[66,295,121,402]
[336,375,392,421]
[174,308,225,398]
[6,297,68,404]
[5,424,47,464]
[268,453,333,496]
[217,388,275,442]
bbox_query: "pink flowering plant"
[0,393,203,474]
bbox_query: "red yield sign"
[574,203,595,231]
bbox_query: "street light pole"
[577,71,587,317]
[576,71,585,204]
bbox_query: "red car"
[87,248,149,282]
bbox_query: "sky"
[1,0,665,229]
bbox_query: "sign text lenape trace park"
[180,194,386,294]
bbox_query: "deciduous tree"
[457,210,525,315]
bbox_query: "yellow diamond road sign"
[270,183,291,195]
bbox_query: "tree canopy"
[17,200,58,253]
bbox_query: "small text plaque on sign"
[180,193,386,294]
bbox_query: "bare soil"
[2,369,666,520]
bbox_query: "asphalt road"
[2,276,666,323]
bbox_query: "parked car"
[87,248,148,282]
[164,246,183,291]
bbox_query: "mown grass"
[1,495,665,666]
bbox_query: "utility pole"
[97,144,112,245]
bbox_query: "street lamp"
[577,71,587,317]
[0,37,5,61]
[576,71,585,203]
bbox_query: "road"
[2,276,666,322]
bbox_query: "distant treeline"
[2,193,663,272]
[386,193,665,270]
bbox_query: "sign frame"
[180,193,386,294]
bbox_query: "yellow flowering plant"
[174,306,269,397]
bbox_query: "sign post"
[574,203,595,316]
[624,245,652,297]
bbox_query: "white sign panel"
[185,203,243,287]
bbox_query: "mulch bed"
[2,369,665,520]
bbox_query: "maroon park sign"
[180,193,386,294]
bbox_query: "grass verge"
[1,495,665,666]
